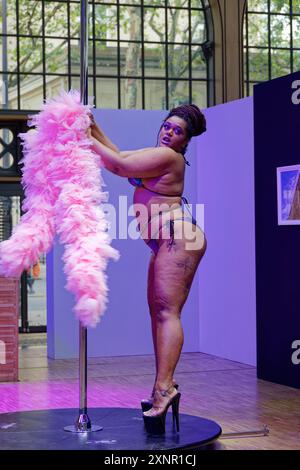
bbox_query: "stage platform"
[0,407,222,450]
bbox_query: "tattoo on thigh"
[167,240,177,252]
[176,257,194,273]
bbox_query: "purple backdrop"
[197,97,256,365]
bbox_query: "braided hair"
[157,104,206,155]
[165,104,206,138]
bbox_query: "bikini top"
[128,153,190,198]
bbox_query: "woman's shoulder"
[128,146,178,165]
[144,146,179,158]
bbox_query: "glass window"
[94,5,118,40]
[270,15,291,48]
[69,2,81,38]
[191,45,207,79]
[120,43,142,77]
[144,43,165,78]
[44,1,68,38]
[168,45,189,79]
[244,0,298,96]
[94,41,118,76]
[247,14,269,47]
[191,80,207,109]
[144,8,166,43]
[168,9,189,44]
[19,74,44,110]
[0,0,211,110]
[96,77,119,109]
[144,79,166,109]
[248,48,269,82]
[45,39,69,74]
[271,49,292,78]
[270,0,290,13]
[247,0,268,12]
[293,0,300,13]
[293,17,300,48]
[191,10,206,44]
[168,79,189,108]
[293,49,300,71]
[19,0,42,36]
[0,36,17,72]
[121,78,142,108]
[0,74,17,110]
[19,38,43,74]
[119,7,142,41]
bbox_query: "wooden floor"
[1,333,300,450]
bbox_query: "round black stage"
[0,408,221,450]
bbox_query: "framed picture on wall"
[277,165,300,225]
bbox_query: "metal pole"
[79,325,88,415]
[80,0,89,107]
[64,0,101,433]
[78,0,89,426]
[2,0,11,169]
[1,0,8,109]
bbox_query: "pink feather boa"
[0,90,119,327]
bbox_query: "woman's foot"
[142,385,181,434]
[143,385,178,417]
[140,379,178,412]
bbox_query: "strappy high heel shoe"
[141,382,179,412]
[142,386,181,435]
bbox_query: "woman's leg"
[147,248,182,398]
[147,251,158,385]
[149,224,207,407]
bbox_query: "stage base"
[0,407,221,450]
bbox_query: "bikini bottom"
[145,215,201,254]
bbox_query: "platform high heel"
[141,383,179,412]
[142,387,181,435]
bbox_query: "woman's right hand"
[88,113,102,139]
[86,126,92,138]
[87,112,120,154]
[88,112,96,127]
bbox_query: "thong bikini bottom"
[145,215,200,254]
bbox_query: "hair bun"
[187,104,207,136]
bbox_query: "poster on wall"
[277,164,300,225]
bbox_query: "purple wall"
[196,97,256,366]
[47,110,201,358]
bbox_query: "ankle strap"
[155,385,175,397]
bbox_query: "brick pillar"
[0,277,19,382]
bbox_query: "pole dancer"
[88,104,207,434]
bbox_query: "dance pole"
[64,0,102,433]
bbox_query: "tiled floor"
[1,333,300,450]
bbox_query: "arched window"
[243,0,300,96]
[0,0,213,111]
